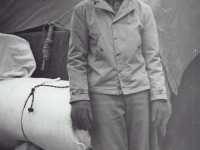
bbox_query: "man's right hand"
[70,100,93,131]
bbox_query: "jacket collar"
[93,0,137,23]
[93,0,114,13]
[114,0,136,22]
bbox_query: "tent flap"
[0,0,81,33]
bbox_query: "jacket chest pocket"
[89,29,104,62]
[94,45,105,61]
[119,12,143,45]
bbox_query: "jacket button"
[159,89,163,93]
[117,86,122,90]
[100,48,103,51]
[78,89,83,93]
[114,36,119,40]
[138,45,141,49]
[116,53,121,56]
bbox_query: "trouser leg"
[124,90,150,150]
[89,93,128,150]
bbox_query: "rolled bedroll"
[0,78,91,150]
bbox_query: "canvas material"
[0,33,36,79]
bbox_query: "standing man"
[68,0,171,150]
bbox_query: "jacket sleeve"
[67,4,90,103]
[142,5,168,101]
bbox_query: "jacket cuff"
[150,88,168,101]
[151,93,168,101]
[70,93,90,103]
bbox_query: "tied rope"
[40,0,85,72]
[21,82,69,140]
[41,23,55,71]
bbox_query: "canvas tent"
[0,0,81,33]
[0,0,82,81]
[144,1,200,150]
[0,0,200,150]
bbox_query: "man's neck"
[106,0,123,14]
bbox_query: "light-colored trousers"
[90,90,159,150]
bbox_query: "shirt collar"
[93,0,137,22]
[105,0,123,3]
[93,0,136,9]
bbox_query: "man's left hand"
[151,99,172,139]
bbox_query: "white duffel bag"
[0,78,91,150]
[0,33,36,79]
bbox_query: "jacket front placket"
[93,0,137,94]
[112,0,137,93]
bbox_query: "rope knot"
[21,81,69,141]
[28,107,34,112]
[31,88,35,94]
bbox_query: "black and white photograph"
[0,0,199,150]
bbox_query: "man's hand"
[70,100,93,131]
[151,99,172,139]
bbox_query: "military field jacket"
[67,0,167,102]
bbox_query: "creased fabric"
[0,33,36,79]
[67,0,167,102]
[16,30,70,80]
